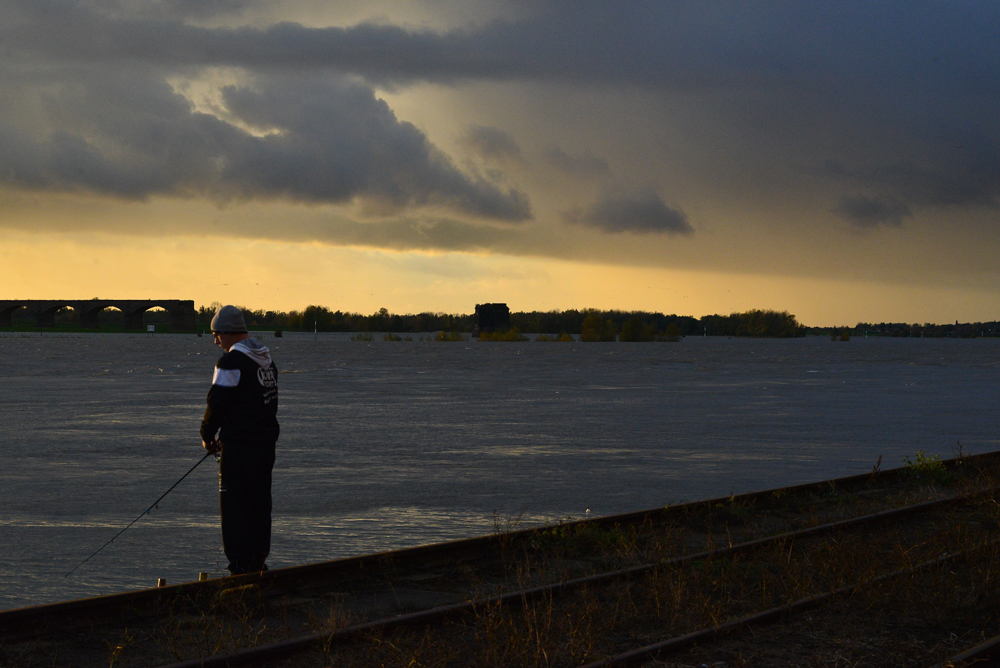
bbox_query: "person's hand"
[203,438,221,455]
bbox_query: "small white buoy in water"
[585,507,590,515]
[157,578,166,587]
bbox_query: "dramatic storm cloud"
[545,148,609,179]
[0,68,530,220]
[565,190,691,235]
[826,148,1000,215]
[4,1,994,232]
[462,126,522,162]
[833,195,911,229]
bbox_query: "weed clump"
[528,520,640,568]
[160,583,269,664]
[435,330,466,341]
[491,509,526,536]
[713,495,756,524]
[901,450,952,486]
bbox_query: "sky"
[2,1,998,326]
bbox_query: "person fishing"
[201,305,280,575]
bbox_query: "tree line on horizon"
[5,305,992,338]
[194,304,1000,339]
[845,321,1000,338]
[196,304,807,338]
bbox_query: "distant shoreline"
[3,305,998,338]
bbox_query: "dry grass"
[310,458,1000,667]
[310,522,1000,667]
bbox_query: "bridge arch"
[121,301,196,330]
[34,302,79,328]
[0,300,196,331]
[78,301,120,329]
[0,302,29,328]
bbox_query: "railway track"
[157,490,1000,668]
[580,541,1000,668]
[3,450,998,667]
[933,634,1000,667]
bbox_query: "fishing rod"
[64,450,215,578]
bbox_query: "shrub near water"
[619,317,655,342]
[736,309,802,337]
[580,313,618,342]
[657,322,682,342]
[701,309,803,337]
[479,328,528,342]
[535,332,575,342]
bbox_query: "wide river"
[1,332,997,610]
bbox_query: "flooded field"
[1,332,997,610]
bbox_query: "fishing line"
[64,450,215,578]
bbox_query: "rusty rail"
[931,636,1000,668]
[576,541,1000,668]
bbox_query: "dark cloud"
[9,3,996,203]
[82,0,258,20]
[545,147,609,178]
[876,158,1000,209]
[10,2,999,94]
[825,145,1000,223]
[0,70,531,221]
[317,217,522,253]
[462,125,522,161]
[565,189,691,235]
[224,213,526,253]
[833,195,911,228]
[216,77,530,219]
[6,3,777,89]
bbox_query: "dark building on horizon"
[474,303,510,335]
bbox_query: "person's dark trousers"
[219,441,275,574]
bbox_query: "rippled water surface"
[1,332,998,610]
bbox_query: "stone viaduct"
[0,300,197,330]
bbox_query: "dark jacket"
[201,338,279,445]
